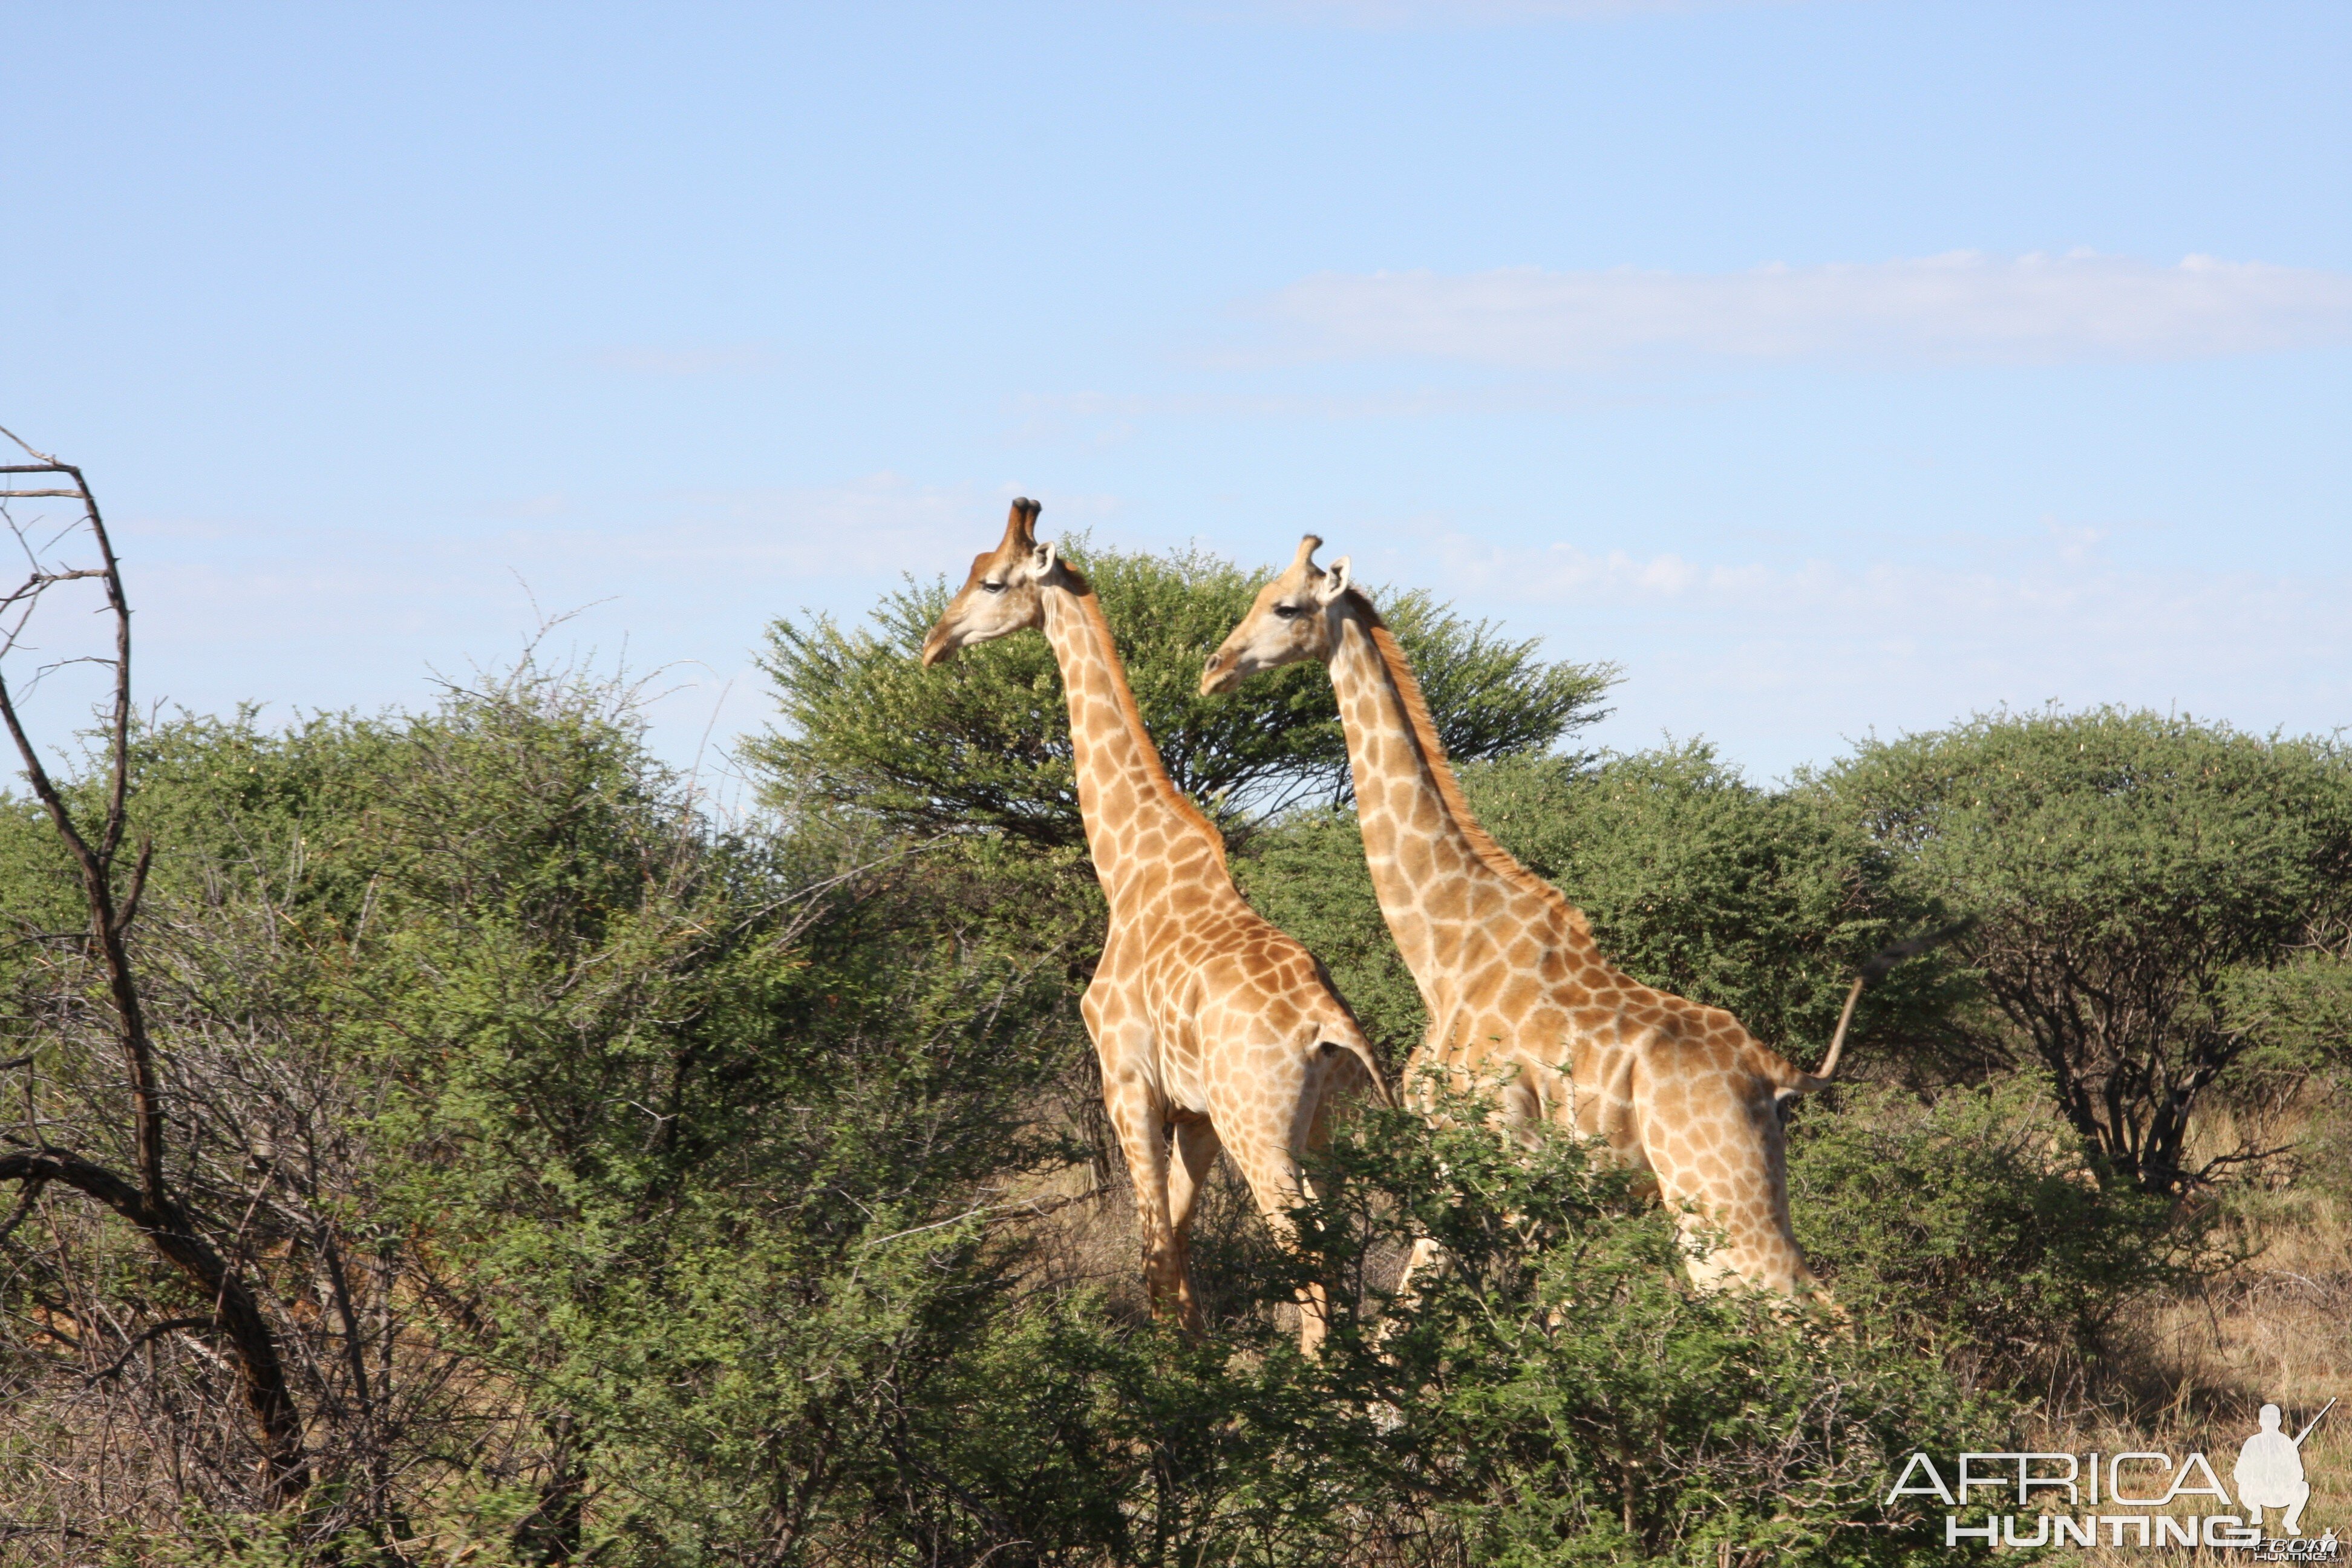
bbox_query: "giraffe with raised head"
[923,501,1389,1353]
[1202,536,1870,1298]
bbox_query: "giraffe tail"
[1321,1035,1396,1110]
[1783,919,1975,1095]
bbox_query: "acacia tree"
[753,537,1613,850]
[1827,708,2352,1194]
[0,431,308,1502]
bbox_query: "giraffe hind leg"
[1102,1072,1191,1327]
[1221,1132,1333,1357]
[1164,1117,1223,1332]
[1650,1114,1824,1301]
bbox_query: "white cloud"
[1390,524,2352,777]
[1265,253,2352,367]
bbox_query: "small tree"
[1826,708,2352,1194]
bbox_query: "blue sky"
[4,1,2348,786]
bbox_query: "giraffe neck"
[1040,581,1225,907]
[1325,601,1587,996]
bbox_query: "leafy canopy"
[1287,1097,2005,1567]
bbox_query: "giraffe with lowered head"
[1202,537,1886,1298]
[924,502,1389,1353]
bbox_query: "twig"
[858,1189,1105,1250]
[87,1317,214,1383]
[0,1176,42,1246]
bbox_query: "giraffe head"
[921,498,1063,666]
[1198,535,1351,695]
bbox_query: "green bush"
[1788,1079,2193,1399]
[1290,1102,2010,1566]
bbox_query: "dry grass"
[2011,1099,2352,1563]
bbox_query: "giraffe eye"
[1272,603,1300,619]
[981,580,1006,594]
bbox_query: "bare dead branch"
[0,436,312,1506]
[117,835,154,933]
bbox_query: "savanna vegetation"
[3,492,2348,1565]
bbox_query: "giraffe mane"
[1063,567,1229,869]
[1350,595,1592,942]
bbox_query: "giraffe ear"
[1315,555,1352,604]
[1032,540,1059,577]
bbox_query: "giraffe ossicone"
[924,500,1389,1354]
[1203,534,1864,1300]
